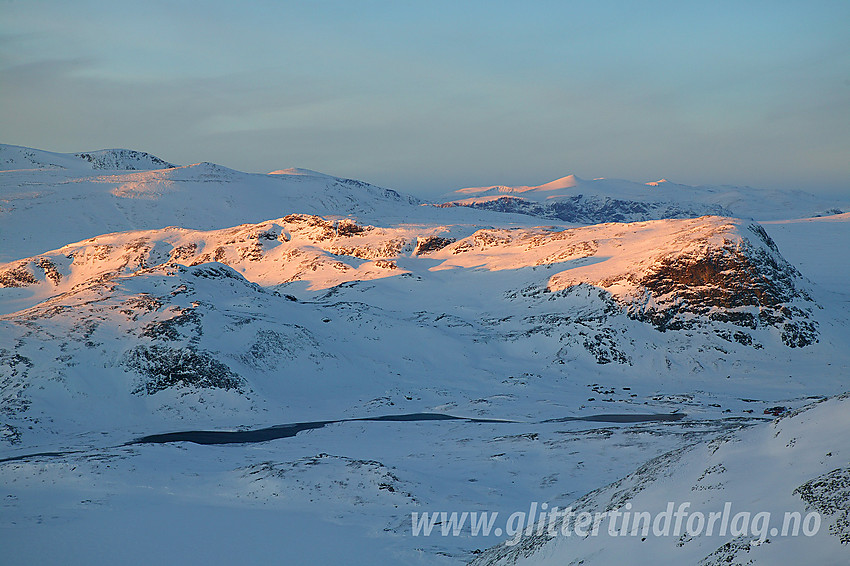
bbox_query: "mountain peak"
[0,143,175,171]
[74,148,176,170]
[535,174,581,191]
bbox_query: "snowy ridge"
[73,149,176,170]
[0,215,817,349]
[0,215,430,307]
[0,143,176,171]
[0,147,429,262]
[439,175,847,222]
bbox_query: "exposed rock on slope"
[1,216,818,349]
[73,149,176,170]
[0,213,831,451]
[544,221,818,347]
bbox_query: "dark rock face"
[0,264,38,288]
[0,256,66,289]
[580,330,632,365]
[282,214,337,240]
[0,349,33,419]
[413,236,456,256]
[794,467,850,545]
[781,321,820,348]
[35,258,61,286]
[641,246,795,311]
[141,309,203,342]
[336,219,366,236]
[74,149,175,170]
[124,344,244,395]
[626,226,818,346]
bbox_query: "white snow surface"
[0,145,848,565]
[1,143,547,263]
[473,394,850,565]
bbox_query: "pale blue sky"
[1,0,848,195]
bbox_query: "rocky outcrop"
[626,225,817,346]
[413,236,456,256]
[124,344,244,395]
[543,218,819,348]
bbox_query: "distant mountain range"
[0,144,176,171]
[0,144,424,262]
[437,174,846,223]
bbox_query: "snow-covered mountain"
[472,394,850,566]
[1,144,848,565]
[438,175,847,223]
[0,143,434,262]
[0,214,821,348]
[0,143,176,171]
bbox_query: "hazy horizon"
[2,1,848,197]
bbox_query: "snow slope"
[1,144,561,266]
[761,212,850,296]
[473,394,850,566]
[0,215,823,352]
[0,156,427,263]
[0,144,848,565]
[1,213,846,564]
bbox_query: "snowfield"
[472,394,850,566]
[0,145,847,565]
